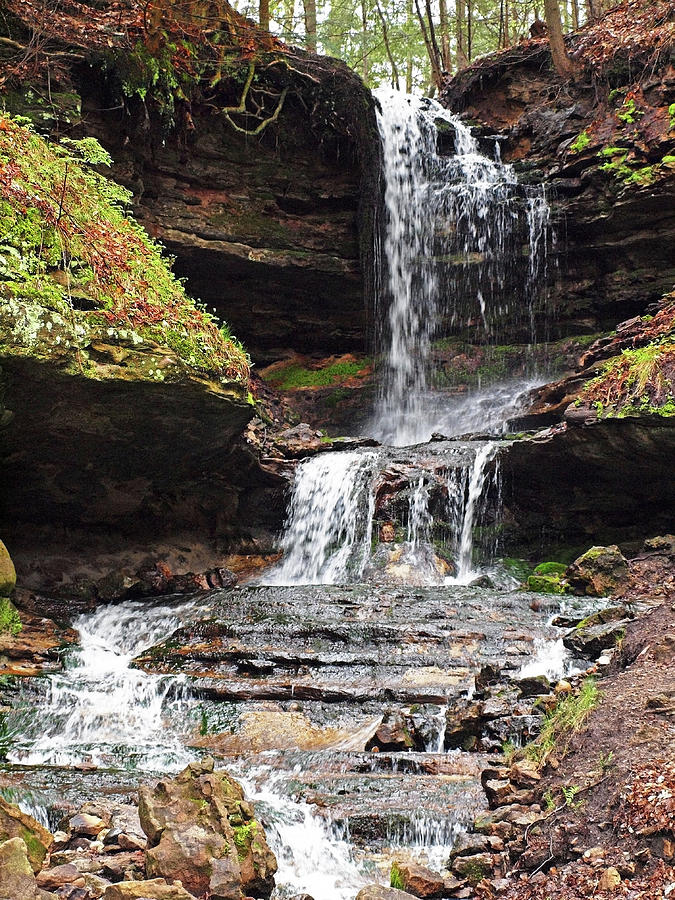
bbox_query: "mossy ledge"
[0,115,250,385]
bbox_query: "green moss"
[533,561,567,576]
[616,96,642,125]
[0,598,21,635]
[0,114,249,381]
[569,130,591,154]
[669,103,675,131]
[265,358,370,390]
[233,821,261,861]
[582,339,675,418]
[527,574,567,595]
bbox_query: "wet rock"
[509,759,541,788]
[516,675,551,697]
[449,832,501,858]
[0,837,40,900]
[390,860,445,898]
[139,757,276,899]
[102,880,197,899]
[81,874,112,898]
[451,851,494,881]
[563,620,628,658]
[69,813,105,838]
[0,797,53,872]
[0,540,16,596]
[36,866,86,890]
[366,712,414,752]
[273,423,324,458]
[100,852,145,883]
[356,887,419,900]
[566,546,630,597]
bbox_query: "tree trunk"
[456,0,468,69]
[303,0,317,52]
[467,0,473,60]
[587,0,602,21]
[375,0,401,89]
[544,0,574,78]
[406,0,414,91]
[439,0,451,71]
[259,0,270,31]
[361,0,370,82]
[414,0,442,88]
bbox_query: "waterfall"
[262,450,377,585]
[7,598,198,771]
[371,89,550,446]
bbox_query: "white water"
[8,598,199,771]
[264,442,498,586]
[371,89,550,447]
[262,451,377,585]
[452,442,498,583]
[236,764,369,900]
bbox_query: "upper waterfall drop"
[370,89,550,447]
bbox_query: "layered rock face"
[73,57,378,365]
[441,13,675,336]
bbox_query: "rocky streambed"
[1,547,650,900]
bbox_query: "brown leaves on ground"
[499,856,675,899]
[2,0,285,88]
[615,761,675,838]
[570,0,675,75]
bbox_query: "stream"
[1,91,581,899]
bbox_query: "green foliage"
[390,862,405,890]
[0,598,21,635]
[561,784,583,809]
[0,115,249,380]
[669,103,675,130]
[582,340,675,418]
[598,750,615,772]
[616,96,642,125]
[502,740,516,764]
[569,130,591,154]
[526,678,599,768]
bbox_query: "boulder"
[139,758,276,900]
[516,675,551,697]
[36,865,85,890]
[563,620,627,658]
[0,837,39,900]
[566,546,629,597]
[102,880,197,900]
[0,540,16,596]
[390,861,445,898]
[0,797,53,872]
[451,852,494,882]
[356,887,418,900]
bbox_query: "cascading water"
[2,90,558,900]
[371,89,550,446]
[262,451,376,586]
[8,598,200,771]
